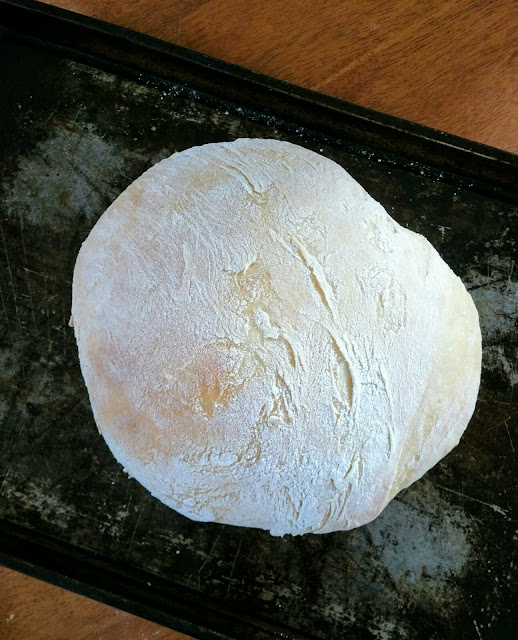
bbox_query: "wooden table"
[2,1,517,639]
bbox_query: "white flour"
[72,139,481,535]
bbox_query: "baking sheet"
[0,2,517,639]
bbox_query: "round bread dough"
[71,138,481,536]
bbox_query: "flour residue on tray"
[2,125,148,232]
[466,252,517,388]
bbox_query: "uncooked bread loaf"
[71,138,481,536]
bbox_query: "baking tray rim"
[0,519,320,640]
[1,0,518,201]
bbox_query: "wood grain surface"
[42,0,518,153]
[0,566,192,640]
[4,1,517,639]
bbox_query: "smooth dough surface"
[71,138,481,535]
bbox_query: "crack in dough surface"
[72,139,481,535]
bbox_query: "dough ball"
[71,139,481,536]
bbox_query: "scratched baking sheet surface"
[1,41,517,640]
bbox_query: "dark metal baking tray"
[1,1,517,638]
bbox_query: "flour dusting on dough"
[72,139,481,535]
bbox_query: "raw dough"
[71,139,481,535]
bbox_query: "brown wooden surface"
[0,566,192,640]
[42,0,518,154]
[4,1,518,639]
